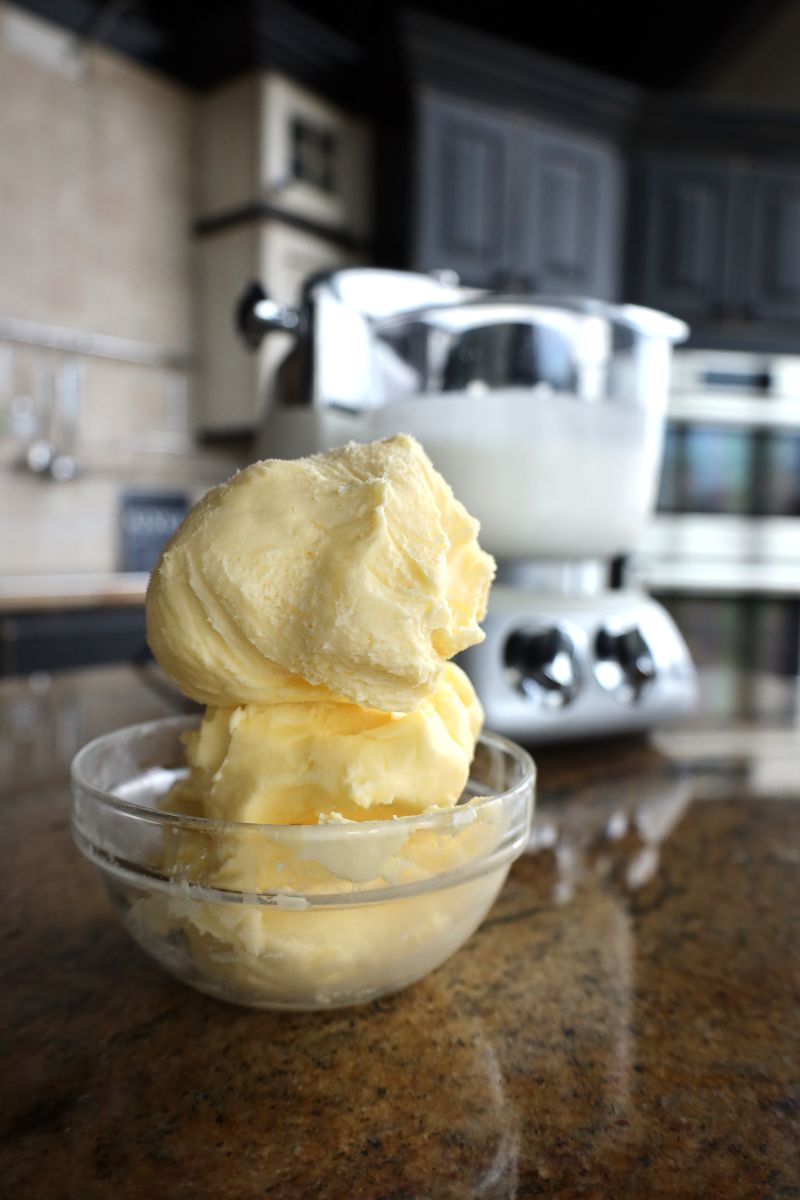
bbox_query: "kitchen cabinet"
[746,166,800,322]
[196,220,357,432]
[412,91,623,297]
[632,157,736,320]
[195,71,369,433]
[413,94,516,288]
[629,153,800,331]
[197,73,372,242]
[0,607,148,676]
[518,124,622,298]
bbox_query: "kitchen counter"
[2,665,799,1199]
[0,573,148,612]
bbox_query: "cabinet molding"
[399,11,640,140]
[411,92,622,298]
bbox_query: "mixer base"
[458,586,698,743]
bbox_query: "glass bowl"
[71,716,535,1010]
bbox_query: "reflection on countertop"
[2,663,799,1198]
[0,662,197,797]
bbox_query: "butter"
[173,662,483,825]
[146,434,495,713]
[138,869,508,1008]
[139,435,502,1007]
[137,778,510,1008]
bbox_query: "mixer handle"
[236,280,302,351]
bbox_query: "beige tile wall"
[0,447,242,575]
[0,467,119,574]
[0,348,243,574]
[0,5,245,577]
[3,343,189,451]
[0,7,371,577]
[0,3,194,351]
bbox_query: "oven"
[630,350,800,690]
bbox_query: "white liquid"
[369,390,664,560]
[262,389,665,561]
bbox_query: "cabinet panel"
[746,166,800,321]
[414,95,622,296]
[633,158,733,319]
[414,94,512,286]
[534,129,621,299]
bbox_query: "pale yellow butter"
[141,435,500,1006]
[146,434,495,713]
[172,662,482,825]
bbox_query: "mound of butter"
[140,435,500,1006]
[170,661,483,825]
[147,433,494,714]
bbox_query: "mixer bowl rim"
[372,293,689,344]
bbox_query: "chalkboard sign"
[118,491,190,573]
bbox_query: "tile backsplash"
[0,347,242,574]
[0,3,193,352]
[0,4,245,577]
[0,4,369,578]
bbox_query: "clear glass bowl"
[71,717,535,1010]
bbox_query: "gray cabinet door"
[632,157,735,320]
[413,93,514,286]
[520,126,622,300]
[746,166,800,322]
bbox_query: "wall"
[0,3,240,577]
[703,1,800,108]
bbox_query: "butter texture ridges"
[146,433,495,715]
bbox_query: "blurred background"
[3,0,800,716]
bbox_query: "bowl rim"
[70,715,536,838]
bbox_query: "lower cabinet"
[0,608,149,676]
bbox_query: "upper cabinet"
[197,72,373,243]
[746,166,800,323]
[520,125,622,299]
[413,94,516,288]
[412,92,624,298]
[393,16,800,347]
[195,71,370,432]
[631,157,736,321]
[628,143,800,342]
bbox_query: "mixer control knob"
[594,626,655,704]
[504,626,580,708]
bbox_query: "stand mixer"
[237,268,697,741]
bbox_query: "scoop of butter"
[173,662,483,826]
[146,434,495,712]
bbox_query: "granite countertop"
[2,664,799,1199]
[0,573,148,612]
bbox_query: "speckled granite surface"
[1,665,799,1199]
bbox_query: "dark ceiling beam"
[10,0,366,102]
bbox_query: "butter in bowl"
[72,436,535,1009]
